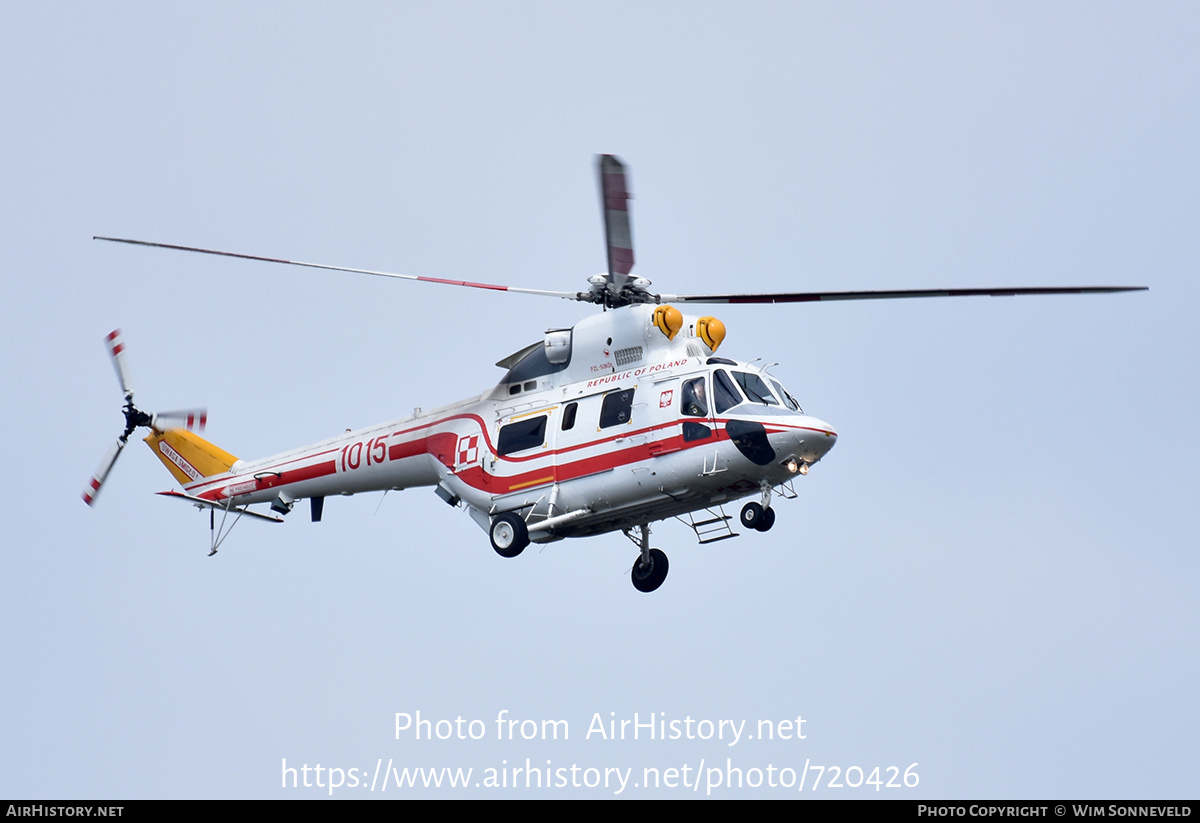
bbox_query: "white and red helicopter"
[84,155,1146,592]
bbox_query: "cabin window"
[599,388,635,428]
[683,421,712,442]
[681,377,708,417]
[561,402,578,431]
[713,370,742,414]
[498,415,548,456]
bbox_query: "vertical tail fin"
[144,429,238,486]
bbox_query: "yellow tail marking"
[144,429,238,486]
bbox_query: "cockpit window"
[732,371,779,406]
[770,378,802,412]
[713,370,742,414]
[681,377,708,417]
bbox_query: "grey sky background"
[2,2,1196,798]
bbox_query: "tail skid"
[157,490,283,556]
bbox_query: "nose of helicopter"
[783,415,838,465]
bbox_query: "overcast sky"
[2,1,1197,798]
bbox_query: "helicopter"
[84,155,1146,592]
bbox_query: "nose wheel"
[740,501,776,532]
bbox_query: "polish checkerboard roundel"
[458,435,479,465]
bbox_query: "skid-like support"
[156,490,283,555]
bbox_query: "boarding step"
[774,479,798,500]
[676,504,739,544]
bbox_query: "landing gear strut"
[490,512,529,558]
[629,524,669,593]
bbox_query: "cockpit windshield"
[770,378,802,412]
[732,371,779,406]
[712,368,804,414]
[713,369,742,414]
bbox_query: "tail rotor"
[82,329,206,506]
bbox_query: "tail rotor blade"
[106,329,133,399]
[82,438,125,506]
[153,409,208,432]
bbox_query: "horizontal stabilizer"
[156,490,284,523]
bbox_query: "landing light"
[784,458,809,475]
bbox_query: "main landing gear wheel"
[631,548,669,593]
[490,512,529,558]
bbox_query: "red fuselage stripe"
[183,409,830,500]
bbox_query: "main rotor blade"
[598,154,634,292]
[660,285,1148,304]
[106,328,133,399]
[82,438,125,506]
[93,237,584,301]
